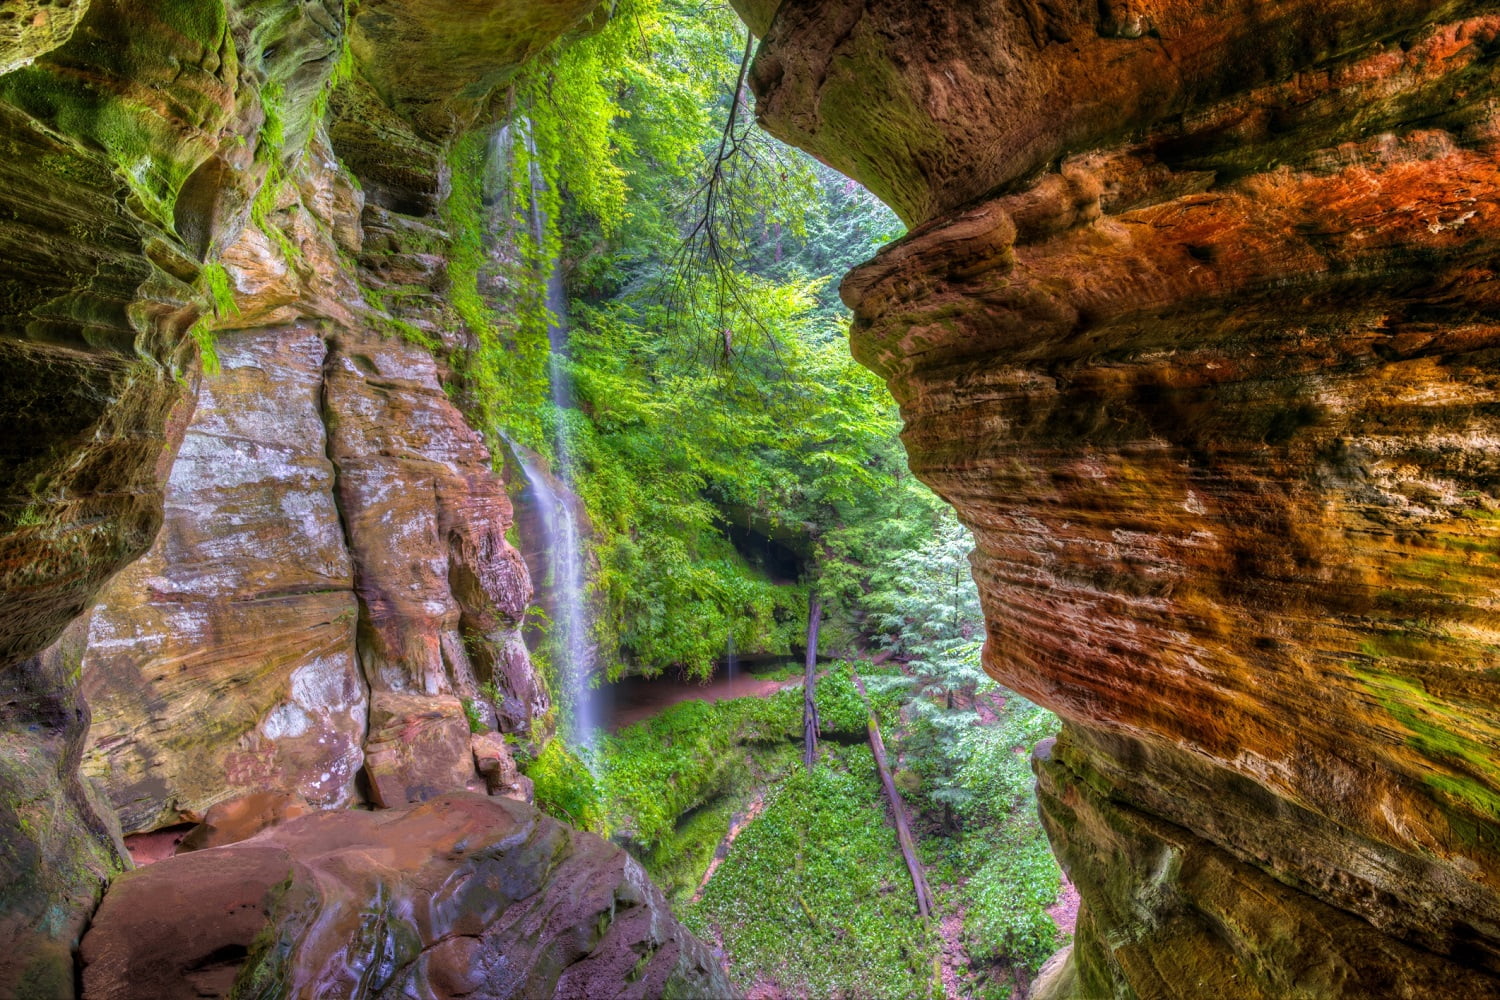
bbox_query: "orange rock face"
[756,2,1500,994]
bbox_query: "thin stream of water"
[494,122,597,753]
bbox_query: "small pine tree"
[867,513,989,827]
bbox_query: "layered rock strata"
[79,792,735,1000]
[0,0,601,989]
[754,1,1500,994]
[76,66,544,836]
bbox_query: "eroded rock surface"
[81,326,367,832]
[80,73,544,833]
[755,1,1500,995]
[0,0,597,986]
[80,792,735,1000]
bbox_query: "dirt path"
[938,908,967,1000]
[1048,875,1081,935]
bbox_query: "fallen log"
[803,591,822,771]
[852,672,934,919]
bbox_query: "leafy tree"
[468,0,940,679]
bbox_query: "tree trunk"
[853,672,935,920]
[803,591,822,771]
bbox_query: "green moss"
[14,950,72,1000]
[1356,625,1454,664]
[521,739,604,832]
[308,36,357,125]
[691,745,941,999]
[361,289,440,351]
[258,80,287,158]
[188,317,221,376]
[250,174,303,265]
[200,261,237,317]
[1358,667,1500,834]
[154,0,230,49]
[0,68,188,231]
[1425,774,1500,827]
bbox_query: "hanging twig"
[656,25,803,385]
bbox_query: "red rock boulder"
[80,792,735,1000]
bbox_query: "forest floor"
[585,660,1068,999]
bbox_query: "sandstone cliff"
[0,0,601,991]
[1,0,1498,997]
[755,1,1500,995]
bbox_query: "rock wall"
[754,1,1500,995]
[0,0,602,990]
[7,0,1498,995]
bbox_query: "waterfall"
[725,633,738,683]
[496,122,596,753]
[508,448,594,751]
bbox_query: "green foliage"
[814,661,872,737]
[597,691,801,848]
[460,0,921,678]
[563,269,929,675]
[933,697,1064,987]
[739,160,905,322]
[520,738,603,832]
[692,746,940,999]
[588,663,1063,996]
[461,698,485,734]
[963,825,1062,973]
[870,512,986,685]
[445,129,553,451]
[952,701,1060,825]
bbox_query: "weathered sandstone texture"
[0,1,344,988]
[756,0,1500,995]
[0,0,600,989]
[80,792,736,1000]
[79,110,542,835]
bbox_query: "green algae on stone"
[1357,666,1500,835]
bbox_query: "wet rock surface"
[81,326,367,832]
[78,74,542,834]
[80,793,736,1000]
[0,0,596,984]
